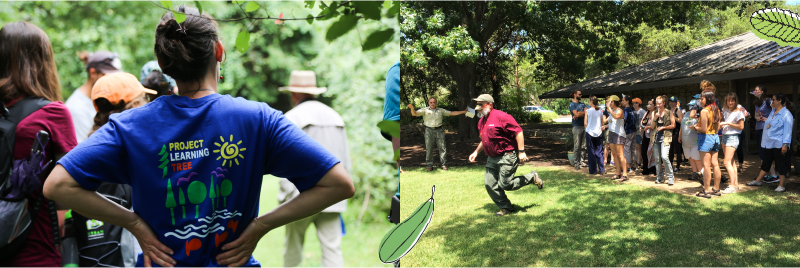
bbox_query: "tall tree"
[401,1,735,141]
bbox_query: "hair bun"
[163,19,186,40]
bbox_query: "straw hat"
[278,70,327,95]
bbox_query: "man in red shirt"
[468,94,543,216]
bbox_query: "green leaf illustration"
[393,149,400,162]
[354,1,381,20]
[162,168,168,179]
[174,12,187,23]
[161,1,172,9]
[236,30,250,53]
[159,145,167,155]
[245,1,260,12]
[379,185,435,264]
[377,120,400,138]
[165,179,176,208]
[325,15,358,42]
[158,160,169,169]
[194,0,203,14]
[160,153,168,162]
[362,29,395,51]
[750,7,800,47]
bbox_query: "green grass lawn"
[401,166,800,267]
[253,176,394,267]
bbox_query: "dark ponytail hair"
[773,93,792,110]
[701,91,721,125]
[154,5,223,84]
[142,70,173,99]
[754,84,768,106]
[589,95,599,110]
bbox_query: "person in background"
[407,98,468,171]
[602,105,611,169]
[622,95,638,174]
[633,98,645,171]
[752,85,779,183]
[468,94,543,216]
[606,95,628,181]
[382,61,401,176]
[649,95,676,185]
[746,93,793,192]
[584,95,606,175]
[668,96,685,173]
[42,6,354,267]
[640,99,656,176]
[679,98,703,184]
[65,51,121,144]
[719,92,745,193]
[276,70,351,267]
[569,90,588,170]
[140,60,178,100]
[693,91,722,198]
[0,20,78,267]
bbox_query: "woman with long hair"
[720,92,745,193]
[752,85,779,182]
[693,91,722,198]
[648,95,676,185]
[43,6,354,267]
[746,93,793,192]
[606,95,628,181]
[0,21,78,267]
[640,99,656,176]
[584,95,606,175]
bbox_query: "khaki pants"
[425,127,447,167]
[484,151,537,210]
[283,212,343,267]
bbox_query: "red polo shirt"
[477,109,523,157]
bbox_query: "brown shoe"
[530,171,543,189]
[442,166,448,170]
[426,167,433,171]
[494,208,514,216]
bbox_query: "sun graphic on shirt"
[213,135,246,167]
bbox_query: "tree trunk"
[445,61,480,142]
[491,72,502,109]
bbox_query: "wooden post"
[744,81,751,155]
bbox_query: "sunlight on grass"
[401,166,800,266]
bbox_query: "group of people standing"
[2,5,369,267]
[571,80,792,197]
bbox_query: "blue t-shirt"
[568,101,587,127]
[383,61,400,121]
[58,94,340,267]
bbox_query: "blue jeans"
[698,134,720,152]
[653,142,674,183]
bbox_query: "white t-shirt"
[586,108,603,137]
[722,107,745,135]
[64,89,96,143]
[608,107,625,136]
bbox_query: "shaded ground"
[401,125,800,195]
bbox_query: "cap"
[669,96,680,102]
[86,51,121,74]
[688,99,697,106]
[473,94,494,103]
[632,98,642,104]
[607,95,620,102]
[693,94,702,99]
[91,72,158,112]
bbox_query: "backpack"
[0,97,55,260]
[70,183,133,267]
[623,108,637,135]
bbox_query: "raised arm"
[407,104,419,116]
[448,107,468,116]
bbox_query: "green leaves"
[304,0,315,9]
[174,12,186,23]
[306,14,315,25]
[245,1,260,12]
[161,1,172,9]
[377,120,400,138]
[235,30,250,53]
[194,1,203,14]
[750,7,800,47]
[363,29,395,51]
[385,1,400,18]
[379,185,435,263]
[326,15,359,42]
[354,1,382,20]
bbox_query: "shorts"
[682,144,700,160]
[721,134,739,149]
[608,131,627,145]
[698,133,719,153]
[635,134,643,145]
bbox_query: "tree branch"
[148,1,360,22]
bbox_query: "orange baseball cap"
[632,98,642,104]
[91,72,158,112]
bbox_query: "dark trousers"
[736,132,745,165]
[669,137,684,167]
[761,148,791,176]
[641,136,656,175]
[586,133,605,174]
[756,129,765,160]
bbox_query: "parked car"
[523,106,553,113]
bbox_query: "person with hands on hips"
[467,94,543,217]
[407,98,468,171]
[746,93,793,192]
[42,6,355,267]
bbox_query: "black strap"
[6,97,51,124]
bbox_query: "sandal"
[696,190,712,199]
[611,174,621,180]
[619,175,629,182]
[709,188,722,196]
